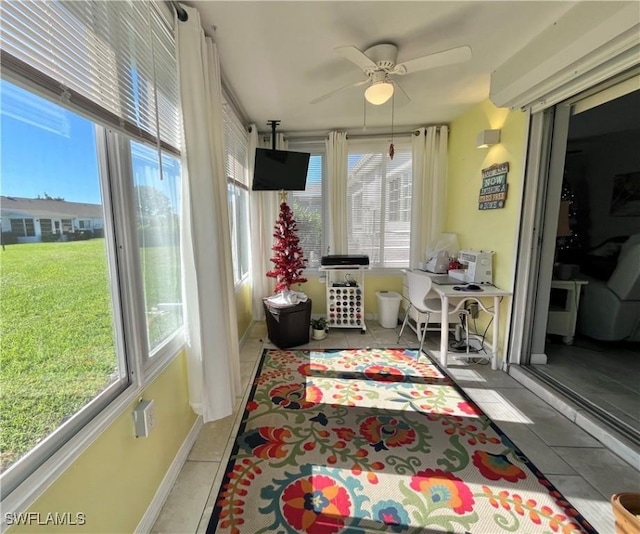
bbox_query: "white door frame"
[507,107,571,367]
[508,70,639,367]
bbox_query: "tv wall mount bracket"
[267,120,287,202]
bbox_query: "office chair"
[397,270,469,357]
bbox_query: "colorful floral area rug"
[208,348,596,533]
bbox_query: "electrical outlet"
[134,399,156,438]
[467,302,479,319]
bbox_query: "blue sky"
[1,78,326,203]
[1,80,102,204]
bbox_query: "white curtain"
[410,126,449,268]
[325,131,348,255]
[176,4,240,422]
[249,131,288,318]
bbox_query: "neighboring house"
[0,196,104,244]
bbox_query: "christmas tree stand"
[263,298,312,349]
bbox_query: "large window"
[223,103,250,285]
[0,80,125,480]
[131,142,183,353]
[347,141,412,268]
[0,0,183,504]
[290,150,325,266]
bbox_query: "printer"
[321,255,370,266]
[450,250,494,284]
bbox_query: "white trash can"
[376,291,402,328]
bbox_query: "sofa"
[577,234,640,341]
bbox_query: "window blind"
[0,0,182,154]
[223,101,250,282]
[223,102,249,188]
[290,153,324,264]
[347,142,412,268]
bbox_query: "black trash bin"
[263,298,312,349]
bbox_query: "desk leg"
[492,296,500,371]
[440,294,449,368]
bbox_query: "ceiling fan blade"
[310,79,369,104]
[391,80,411,106]
[334,45,377,71]
[393,45,472,75]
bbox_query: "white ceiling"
[187,1,576,136]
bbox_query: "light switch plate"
[134,399,155,438]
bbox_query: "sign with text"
[479,162,509,210]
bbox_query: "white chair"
[397,270,469,356]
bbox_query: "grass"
[1,238,183,470]
[1,239,118,470]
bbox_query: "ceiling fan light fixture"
[365,81,394,105]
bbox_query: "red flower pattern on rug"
[269,382,323,409]
[473,450,527,482]
[410,468,475,514]
[208,348,597,534]
[281,475,352,534]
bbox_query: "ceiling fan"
[311,43,472,105]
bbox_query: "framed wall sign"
[479,162,509,210]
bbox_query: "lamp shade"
[365,81,394,105]
[476,129,501,148]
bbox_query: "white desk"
[415,271,511,370]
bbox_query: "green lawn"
[1,239,118,470]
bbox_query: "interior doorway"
[524,81,640,442]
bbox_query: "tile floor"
[536,336,640,435]
[151,321,640,534]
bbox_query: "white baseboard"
[239,321,254,349]
[135,416,203,534]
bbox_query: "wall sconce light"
[476,129,501,148]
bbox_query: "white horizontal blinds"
[347,141,412,268]
[290,153,324,264]
[0,0,181,153]
[222,102,249,188]
[223,101,250,282]
[150,10,182,152]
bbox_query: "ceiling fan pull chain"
[362,96,367,131]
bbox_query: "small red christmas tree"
[267,202,307,293]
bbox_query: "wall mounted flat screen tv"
[252,148,310,191]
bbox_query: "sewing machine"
[450,250,494,284]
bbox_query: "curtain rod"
[167,1,188,22]
[287,131,420,145]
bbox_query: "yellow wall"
[299,275,403,316]
[446,99,528,350]
[10,352,196,534]
[235,281,252,339]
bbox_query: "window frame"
[287,142,327,272]
[222,102,251,289]
[128,139,185,361]
[0,86,184,521]
[0,121,136,505]
[227,177,251,288]
[346,138,413,269]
